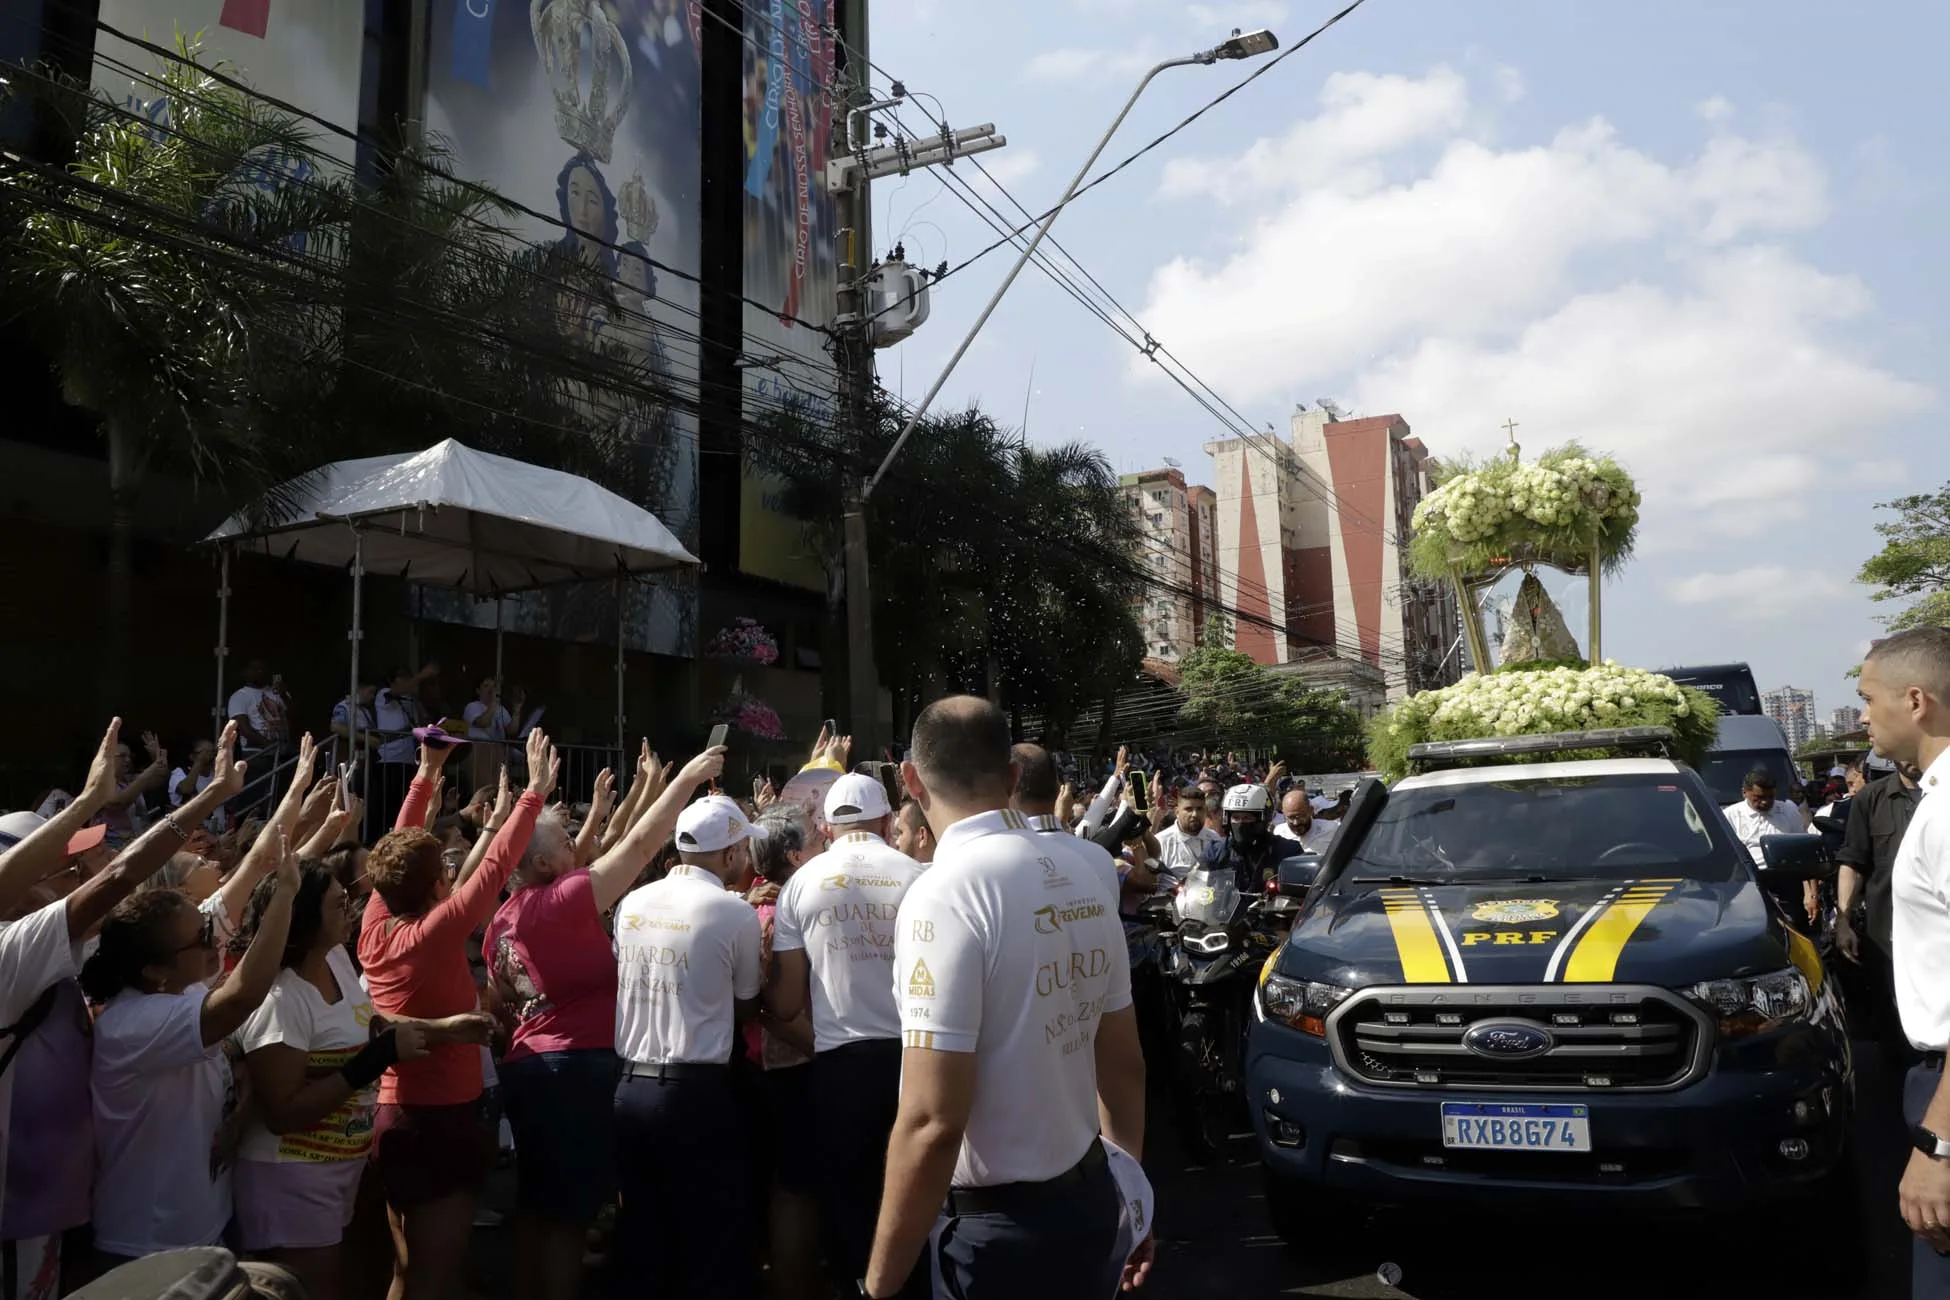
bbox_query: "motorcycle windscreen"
[1177,869,1242,926]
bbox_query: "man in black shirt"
[1838,761,1924,1065]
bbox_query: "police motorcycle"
[1156,784,1312,1160]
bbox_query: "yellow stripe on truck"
[1379,889,1453,983]
[1560,880,1680,983]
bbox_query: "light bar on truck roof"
[1404,726,1678,773]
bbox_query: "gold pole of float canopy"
[1449,563,1494,675]
[1587,522,1603,664]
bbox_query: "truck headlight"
[1688,968,1811,1037]
[1260,974,1353,1037]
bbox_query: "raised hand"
[210,722,247,800]
[589,767,617,824]
[288,732,319,791]
[1115,745,1130,781]
[809,723,831,764]
[487,765,514,831]
[140,730,166,772]
[272,829,300,893]
[754,778,776,812]
[678,745,728,793]
[81,718,124,806]
[526,729,559,799]
[300,776,340,824]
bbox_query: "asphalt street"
[1141,1045,1913,1299]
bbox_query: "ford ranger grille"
[1326,985,1711,1092]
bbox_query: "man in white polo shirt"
[612,794,767,1300]
[1861,627,1950,1299]
[769,772,924,1294]
[862,697,1150,1299]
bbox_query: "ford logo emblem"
[1462,1020,1554,1060]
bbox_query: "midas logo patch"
[1470,900,1559,924]
[1034,901,1107,934]
[1461,930,1560,946]
[908,958,937,998]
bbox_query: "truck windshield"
[1346,775,1741,884]
[1664,666,1762,716]
[1696,748,1799,807]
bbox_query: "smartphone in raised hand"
[1128,770,1149,814]
[708,724,729,751]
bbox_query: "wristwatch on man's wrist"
[1912,1124,1950,1159]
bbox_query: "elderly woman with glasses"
[79,830,303,1268]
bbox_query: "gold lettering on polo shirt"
[1035,948,1111,997]
[908,958,937,998]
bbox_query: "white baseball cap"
[824,773,892,826]
[673,795,771,854]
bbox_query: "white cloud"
[1134,68,1924,542]
[971,146,1042,190]
[1022,45,1156,83]
[1665,567,1848,622]
[1185,1,1288,30]
[1158,67,1469,203]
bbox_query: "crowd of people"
[2,690,1364,1300]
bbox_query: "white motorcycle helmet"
[1221,784,1271,815]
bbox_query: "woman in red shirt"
[359,728,555,1300]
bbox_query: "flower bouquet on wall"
[1370,440,1716,780]
[713,691,786,742]
[704,617,780,665]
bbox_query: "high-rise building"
[1831,705,1861,736]
[1763,686,1818,751]
[1187,484,1221,643]
[1203,408,1459,699]
[1119,468,1204,662]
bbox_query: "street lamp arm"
[860,53,1206,502]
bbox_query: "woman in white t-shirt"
[79,838,302,1266]
[234,865,472,1300]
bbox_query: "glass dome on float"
[1367,435,1718,782]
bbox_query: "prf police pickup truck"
[1248,728,1852,1237]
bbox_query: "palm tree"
[0,39,349,705]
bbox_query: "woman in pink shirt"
[359,728,554,1300]
[483,743,726,1300]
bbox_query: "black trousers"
[929,1148,1123,1300]
[610,1073,755,1300]
[811,1037,903,1288]
[1905,1060,1950,1299]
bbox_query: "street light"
[859,28,1282,500]
[840,28,1280,749]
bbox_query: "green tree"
[748,395,1144,738]
[1,42,673,702]
[1859,483,1950,631]
[1176,616,1367,770]
[1,40,348,703]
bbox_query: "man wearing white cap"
[611,793,768,1300]
[768,772,924,1294]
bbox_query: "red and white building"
[1203,407,1460,704]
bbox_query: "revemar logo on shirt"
[1033,900,1108,934]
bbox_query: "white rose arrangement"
[1368,661,1719,781]
[1409,443,1641,580]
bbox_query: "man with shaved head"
[1860,627,1950,1295]
[865,697,1150,1297]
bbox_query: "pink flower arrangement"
[713,693,785,741]
[705,617,779,665]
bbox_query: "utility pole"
[830,6,1005,759]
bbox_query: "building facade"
[1120,468,1201,662]
[1831,705,1860,736]
[1187,484,1221,644]
[1203,408,1459,699]
[1763,686,1818,751]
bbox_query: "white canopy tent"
[205,438,699,754]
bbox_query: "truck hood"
[1281,874,1787,989]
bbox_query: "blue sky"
[869,0,1949,722]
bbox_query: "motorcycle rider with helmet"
[1215,784,1307,896]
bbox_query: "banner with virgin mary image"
[419,0,703,657]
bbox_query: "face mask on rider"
[1228,816,1268,850]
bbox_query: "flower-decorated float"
[1370,436,1718,779]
